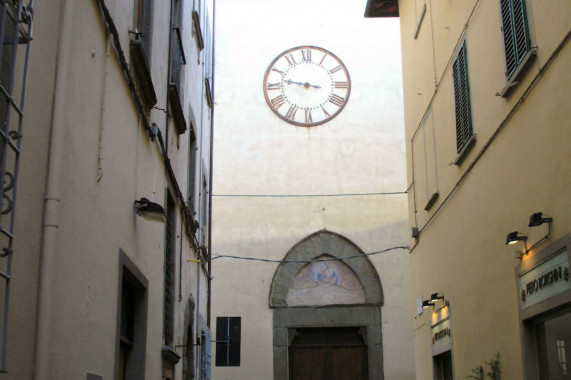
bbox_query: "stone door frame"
[269,230,384,380]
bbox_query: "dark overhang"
[364,0,399,18]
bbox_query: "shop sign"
[431,318,451,350]
[519,249,570,309]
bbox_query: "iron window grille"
[0,0,33,372]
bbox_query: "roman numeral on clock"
[267,83,280,90]
[329,65,342,74]
[329,94,345,107]
[270,95,286,109]
[334,81,348,89]
[285,53,296,66]
[272,67,285,77]
[321,106,331,118]
[301,49,312,62]
[285,105,298,120]
[305,109,313,123]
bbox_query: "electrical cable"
[212,245,410,263]
[212,191,407,198]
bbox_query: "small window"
[452,41,473,155]
[499,0,532,79]
[133,0,154,61]
[164,194,176,347]
[188,126,198,215]
[215,317,241,367]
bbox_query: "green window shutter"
[500,0,531,78]
[452,42,473,153]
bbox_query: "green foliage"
[467,352,500,380]
[467,365,484,380]
[485,353,501,380]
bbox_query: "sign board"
[431,318,452,356]
[519,249,570,309]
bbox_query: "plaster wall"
[398,0,571,378]
[212,0,414,379]
[0,0,213,379]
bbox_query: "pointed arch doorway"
[269,230,384,380]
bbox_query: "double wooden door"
[289,327,368,380]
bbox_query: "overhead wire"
[212,245,410,263]
[212,191,407,198]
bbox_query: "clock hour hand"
[284,79,321,89]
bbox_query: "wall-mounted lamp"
[429,292,444,304]
[422,300,432,309]
[506,231,527,246]
[134,197,166,222]
[528,212,552,227]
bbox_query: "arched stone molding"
[269,229,383,308]
[269,230,385,380]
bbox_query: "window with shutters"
[215,317,241,367]
[499,0,532,80]
[452,41,475,164]
[164,194,176,347]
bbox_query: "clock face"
[263,46,351,127]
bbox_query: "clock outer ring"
[263,45,351,127]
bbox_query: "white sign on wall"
[519,249,570,309]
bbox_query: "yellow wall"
[399,0,571,378]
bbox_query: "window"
[133,0,154,61]
[534,309,571,379]
[452,41,473,157]
[188,123,197,216]
[164,194,176,347]
[499,0,532,79]
[215,317,241,366]
[199,171,209,252]
[117,251,148,380]
[168,0,188,134]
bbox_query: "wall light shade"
[529,212,552,227]
[422,300,432,309]
[429,293,444,303]
[134,197,166,222]
[506,231,527,245]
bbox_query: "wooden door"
[289,327,368,380]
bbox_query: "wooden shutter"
[500,0,531,78]
[452,42,473,153]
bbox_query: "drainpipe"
[207,0,215,330]
[33,0,72,378]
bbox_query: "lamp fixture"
[506,231,527,246]
[528,212,552,227]
[134,197,166,222]
[422,300,432,309]
[429,292,444,304]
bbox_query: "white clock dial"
[263,46,351,127]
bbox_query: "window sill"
[453,134,476,166]
[161,345,181,365]
[497,48,537,98]
[413,4,426,39]
[424,192,439,211]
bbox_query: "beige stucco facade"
[212,0,414,379]
[393,0,571,378]
[0,0,214,379]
